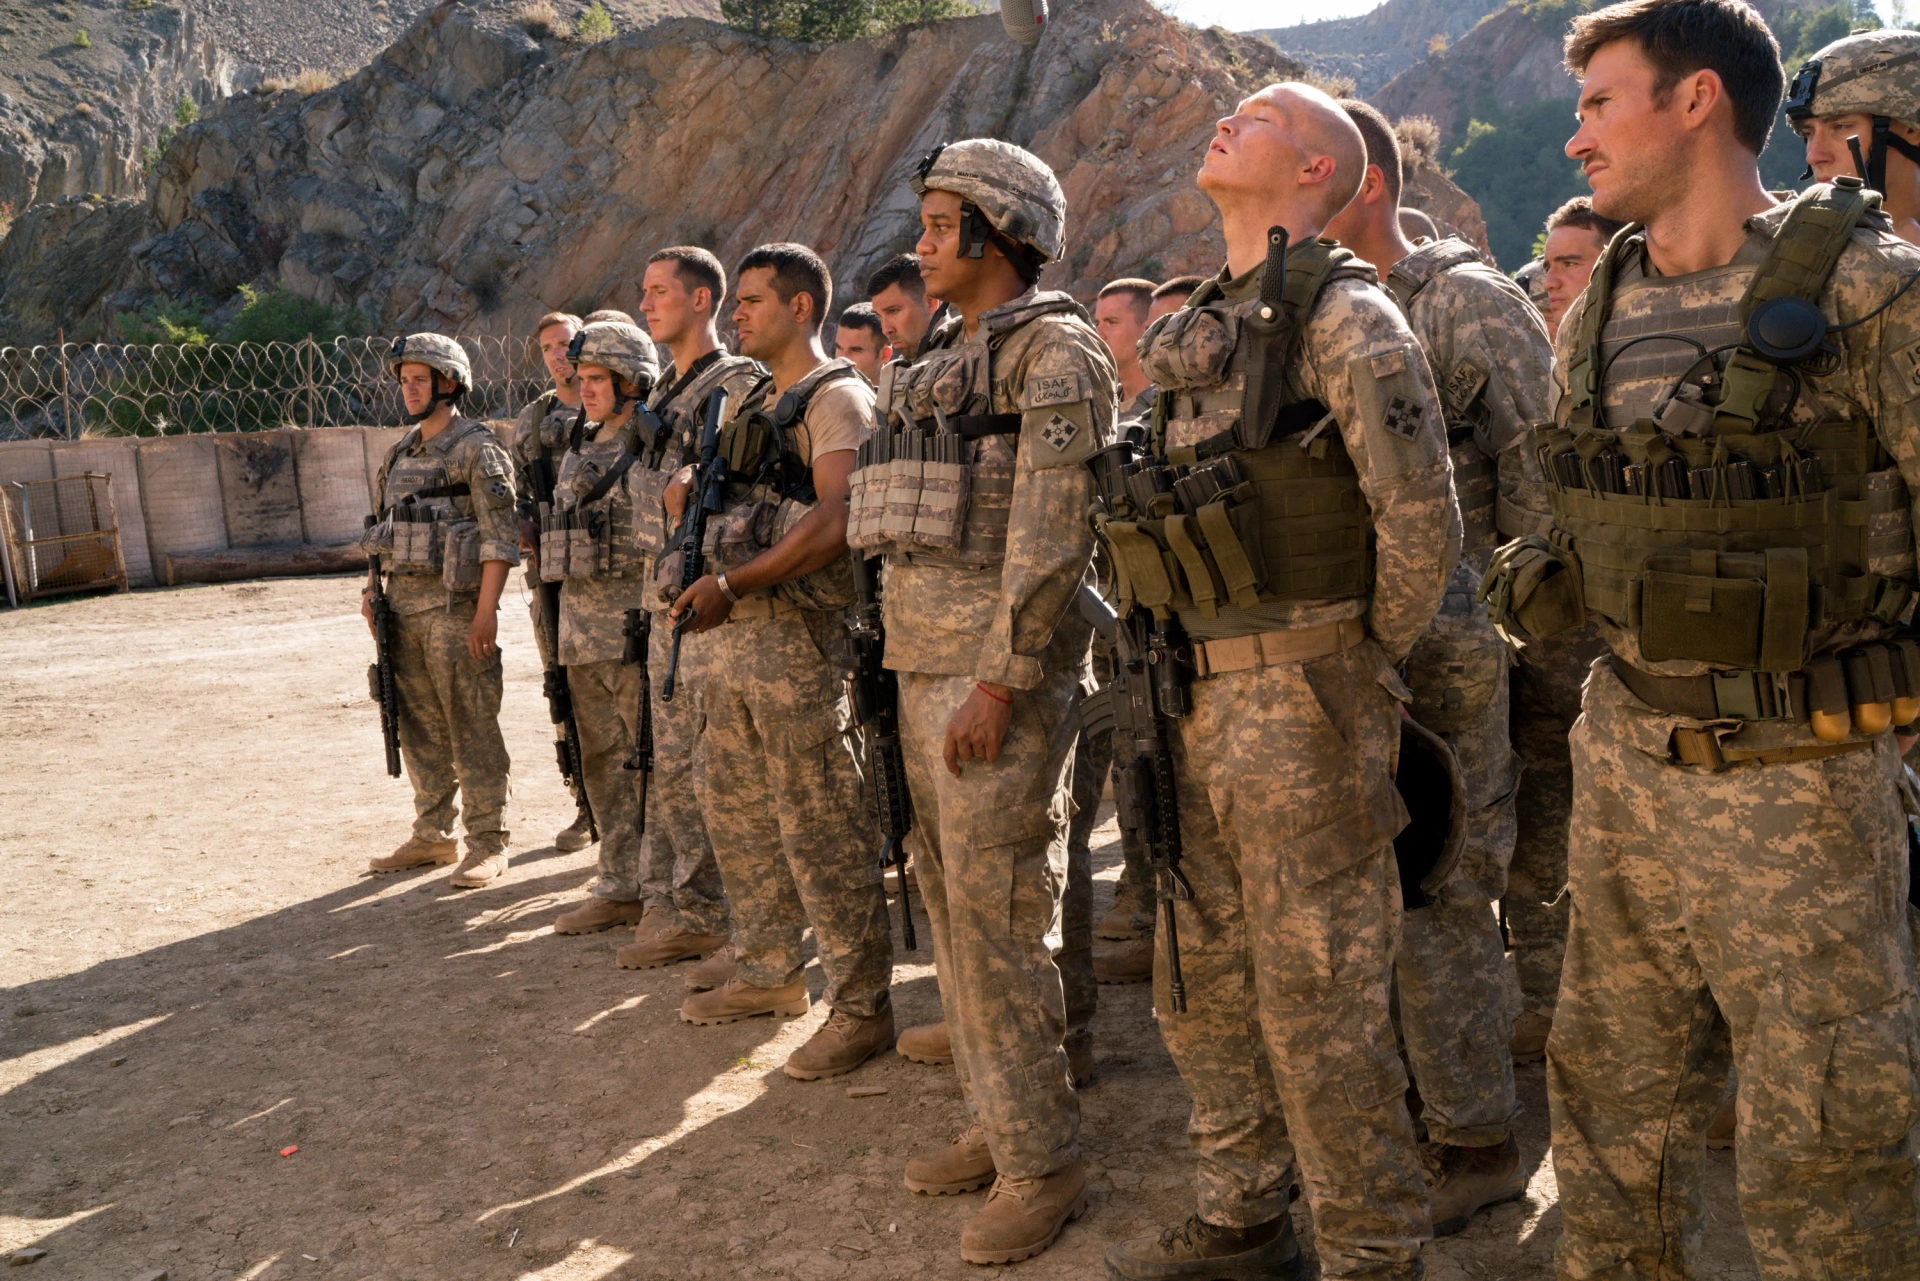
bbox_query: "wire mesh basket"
[0,473,129,605]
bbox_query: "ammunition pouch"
[1480,533,1585,645]
[440,518,482,592]
[389,509,445,575]
[847,423,1017,567]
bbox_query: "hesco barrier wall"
[0,423,516,596]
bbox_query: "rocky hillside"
[0,0,1491,344]
[1256,0,1505,96]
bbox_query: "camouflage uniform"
[636,351,765,937]
[1528,196,1920,1278]
[372,414,521,856]
[692,360,892,1016]
[510,388,580,669]
[1383,237,1553,1148]
[1126,254,1458,1277]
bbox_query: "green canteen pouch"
[1639,546,1809,673]
[1481,534,1585,643]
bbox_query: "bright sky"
[1160,0,1905,34]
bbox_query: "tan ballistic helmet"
[388,333,472,394]
[1788,29,1920,129]
[911,138,1067,264]
[566,320,661,393]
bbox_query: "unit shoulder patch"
[1040,413,1080,453]
[1382,395,1423,440]
[1025,372,1087,408]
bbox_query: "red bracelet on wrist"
[975,682,1012,705]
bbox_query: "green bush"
[113,298,214,346]
[174,92,198,128]
[1444,94,1589,269]
[576,0,614,41]
[722,0,975,41]
[72,27,89,47]
[221,285,365,344]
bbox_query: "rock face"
[1371,3,1575,128]
[1256,0,1507,97]
[81,0,1488,343]
[0,195,146,341]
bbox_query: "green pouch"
[1640,547,1808,672]
[1480,534,1585,644]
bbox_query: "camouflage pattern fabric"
[911,138,1067,263]
[640,622,728,936]
[1066,638,1155,934]
[694,610,891,1017]
[1549,661,1920,1279]
[390,598,512,857]
[567,658,645,901]
[1058,711,1097,1060]
[1503,626,1605,1016]
[510,393,575,670]
[900,668,1083,1178]
[1159,642,1429,1277]
[372,416,521,617]
[1791,29,1920,127]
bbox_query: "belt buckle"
[1671,726,1726,769]
[1710,671,1763,721]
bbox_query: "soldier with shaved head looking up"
[1100,78,1457,1281]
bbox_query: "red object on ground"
[280,1145,299,1157]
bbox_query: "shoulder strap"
[1739,182,1875,319]
[771,360,861,431]
[1384,238,1483,311]
[578,450,642,507]
[649,348,724,413]
[1564,223,1643,434]
[1282,240,1368,330]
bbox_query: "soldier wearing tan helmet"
[361,334,521,888]
[1789,29,1920,243]
[845,137,1117,1265]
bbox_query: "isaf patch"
[1382,395,1423,440]
[1040,413,1080,453]
[1443,361,1489,418]
[1026,372,1086,408]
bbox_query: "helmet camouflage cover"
[911,138,1067,263]
[1787,29,1920,128]
[566,320,661,393]
[388,333,472,394]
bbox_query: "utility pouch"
[539,514,569,584]
[628,467,673,559]
[1480,534,1585,644]
[1094,513,1182,617]
[441,519,482,592]
[707,495,780,575]
[1640,546,1808,672]
[881,446,925,546]
[913,431,971,551]
[360,515,394,559]
[565,517,598,579]
[1140,305,1239,391]
[1866,468,1916,580]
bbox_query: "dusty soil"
[0,577,1759,1280]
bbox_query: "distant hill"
[1254,0,1507,95]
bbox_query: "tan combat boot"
[1425,1135,1525,1236]
[1094,935,1154,984]
[368,837,457,874]
[684,945,736,992]
[904,1125,996,1195]
[1096,893,1147,940]
[553,897,647,935]
[618,924,726,970]
[1104,1213,1304,1280]
[554,805,595,853]
[898,1021,954,1065]
[960,1163,1088,1264]
[448,850,509,888]
[679,977,810,1025]
[783,1008,896,1080]
[1509,1007,1552,1064]
[1706,1093,1736,1150]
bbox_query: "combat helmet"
[566,320,661,410]
[388,333,472,422]
[1786,29,1920,193]
[912,139,1066,267]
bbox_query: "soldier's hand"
[944,683,1013,777]
[468,606,500,660]
[664,466,695,524]
[361,588,376,636]
[672,575,733,633]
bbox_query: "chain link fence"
[0,336,546,440]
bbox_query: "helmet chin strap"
[958,200,990,259]
[1846,119,1920,194]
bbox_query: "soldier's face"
[916,190,979,299]
[1798,112,1920,186]
[1568,41,1694,224]
[1542,225,1609,338]
[398,363,439,417]
[577,364,619,420]
[834,326,888,381]
[871,282,932,351]
[537,322,577,389]
[641,260,707,346]
[1147,291,1190,324]
[1094,293,1149,370]
[732,266,806,360]
[1199,88,1298,202]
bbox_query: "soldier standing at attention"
[845,138,1114,1265]
[362,336,522,888]
[867,253,940,361]
[540,322,668,938]
[1791,29,1920,247]
[1099,84,1456,1281]
[1323,98,1556,1234]
[509,310,596,855]
[619,245,765,976]
[1481,1,1920,1272]
[670,244,895,1084]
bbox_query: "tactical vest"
[1098,240,1376,627]
[1538,184,1915,672]
[847,292,1090,568]
[1385,238,1499,554]
[709,359,864,610]
[633,352,761,564]
[367,418,489,590]
[540,416,648,583]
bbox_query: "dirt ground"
[0,577,1761,1280]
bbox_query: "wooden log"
[164,542,367,586]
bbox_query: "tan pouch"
[847,462,888,550]
[628,468,673,559]
[539,522,569,584]
[395,516,442,573]
[913,459,971,551]
[441,519,482,592]
[360,516,394,560]
[881,458,924,545]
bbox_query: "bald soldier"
[1100,84,1456,1281]
[1324,99,1556,1234]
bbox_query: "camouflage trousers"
[1550,659,1920,1280]
[1505,627,1606,1017]
[694,609,891,1017]
[638,611,728,936]
[527,574,587,817]
[568,658,647,902]
[1159,641,1428,1279]
[392,600,511,855]
[900,669,1081,1180]
[1397,564,1521,1147]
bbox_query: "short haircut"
[1545,195,1629,240]
[534,311,582,336]
[1097,278,1155,320]
[1151,275,1207,302]
[1565,0,1782,155]
[837,303,884,339]
[1399,208,1439,240]
[865,253,925,300]
[583,309,636,326]
[1338,99,1404,203]
[738,242,832,330]
[648,246,726,307]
